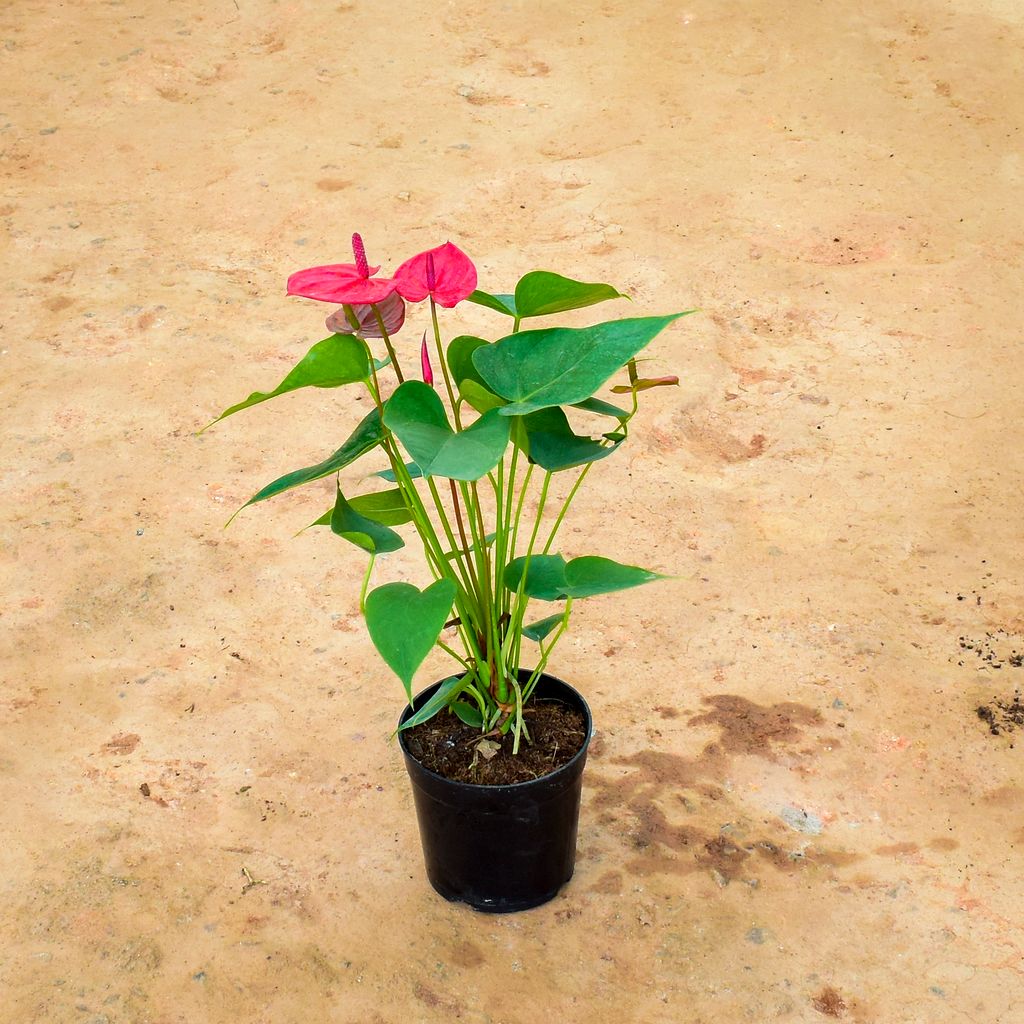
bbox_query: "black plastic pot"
[398,671,593,913]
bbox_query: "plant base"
[398,671,593,913]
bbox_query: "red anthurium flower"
[325,291,406,338]
[287,233,396,305]
[420,331,434,386]
[393,242,477,308]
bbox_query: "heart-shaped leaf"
[384,380,510,481]
[513,271,626,319]
[398,675,464,732]
[328,485,404,553]
[474,312,692,417]
[232,408,383,519]
[467,290,517,317]
[504,554,665,601]
[364,579,457,700]
[522,407,623,472]
[205,334,369,429]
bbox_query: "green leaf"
[513,271,626,319]
[233,408,383,517]
[562,556,666,597]
[523,614,564,643]
[384,380,510,481]
[329,485,404,554]
[398,675,464,732]
[467,290,517,316]
[572,396,630,421]
[504,554,665,601]
[503,554,569,601]
[205,335,369,428]
[451,701,483,728]
[459,379,507,414]
[447,335,489,388]
[474,313,692,417]
[373,461,423,483]
[364,579,457,701]
[522,407,623,472]
[347,488,413,526]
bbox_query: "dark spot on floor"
[688,694,823,759]
[812,986,848,1016]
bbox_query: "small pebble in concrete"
[780,806,824,835]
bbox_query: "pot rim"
[397,670,594,795]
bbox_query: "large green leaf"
[205,335,369,428]
[347,488,414,526]
[504,554,665,601]
[364,579,457,700]
[398,675,464,732]
[328,485,404,554]
[474,313,691,417]
[522,407,622,472]
[383,380,510,481]
[467,290,517,317]
[234,408,383,515]
[514,271,626,319]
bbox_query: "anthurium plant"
[208,234,690,755]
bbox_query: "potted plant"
[206,234,690,912]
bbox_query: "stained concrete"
[2,0,1023,1021]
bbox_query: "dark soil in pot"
[401,698,586,785]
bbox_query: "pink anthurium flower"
[325,291,406,338]
[287,233,397,305]
[420,331,434,386]
[393,242,477,308]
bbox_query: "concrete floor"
[3,0,1023,1020]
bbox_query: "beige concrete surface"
[3,0,1023,1020]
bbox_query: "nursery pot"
[398,671,593,913]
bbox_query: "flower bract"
[394,242,477,308]
[325,292,406,338]
[287,233,397,305]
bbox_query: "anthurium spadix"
[210,236,688,742]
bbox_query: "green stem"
[359,554,376,614]
[370,304,404,383]
[436,641,472,671]
[523,597,573,702]
[429,297,458,416]
[439,478,482,614]
[502,470,551,675]
[542,463,593,555]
